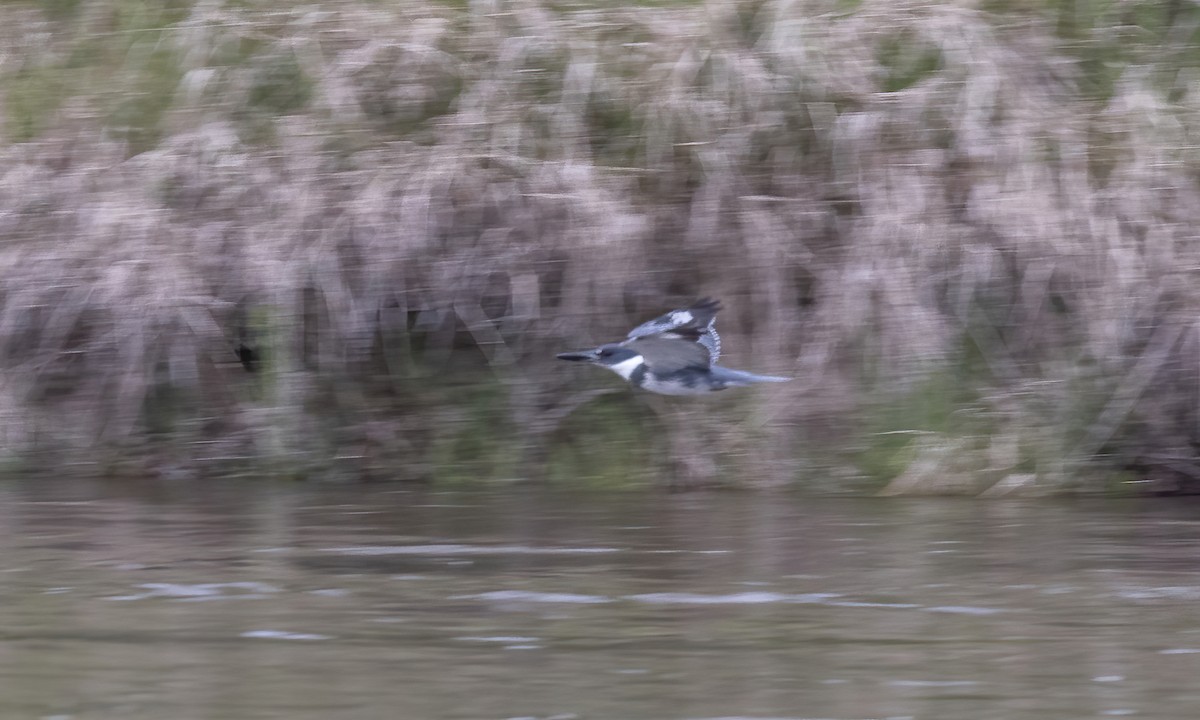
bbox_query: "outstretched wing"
[625,336,712,374]
[625,297,722,365]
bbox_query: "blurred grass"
[3,0,1200,492]
[544,394,656,489]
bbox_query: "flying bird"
[556,298,790,395]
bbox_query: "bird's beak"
[556,349,599,362]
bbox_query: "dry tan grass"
[2,0,1200,489]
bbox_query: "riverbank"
[3,0,1199,491]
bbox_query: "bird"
[556,298,790,395]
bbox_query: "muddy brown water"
[2,481,1200,719]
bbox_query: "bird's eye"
[598,348,611,357]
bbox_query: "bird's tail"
[711,367,791,387]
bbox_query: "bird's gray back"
[624,336,711,374]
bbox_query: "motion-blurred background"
[3,0,1200,492]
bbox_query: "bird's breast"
[637,370,720,396]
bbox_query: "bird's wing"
[626,298,721,339]
[625,336,712,374]
[626,298,721,365]
[697,320,721,366]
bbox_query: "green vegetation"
[2,0,1199,492]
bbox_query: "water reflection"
[1,482,1200,719]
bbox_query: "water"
[4,482,1200,719]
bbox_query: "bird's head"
[556,343,644,379]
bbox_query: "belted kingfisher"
[556,298,790,396]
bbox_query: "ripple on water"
[456,590,613,604]
[107,582,281,601]
[826,600,921,610]
[456,590,1002,615]
[923,605,1004,616]
[1117,586,1200,601]
[323,544,733,557]
[456,636,541,643]
[627,592,794,605]
[323,544,621,556]
[240,630,332,641]
[888,680,979,688]
[685,717,893,720]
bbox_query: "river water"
[3,481,1200,719]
